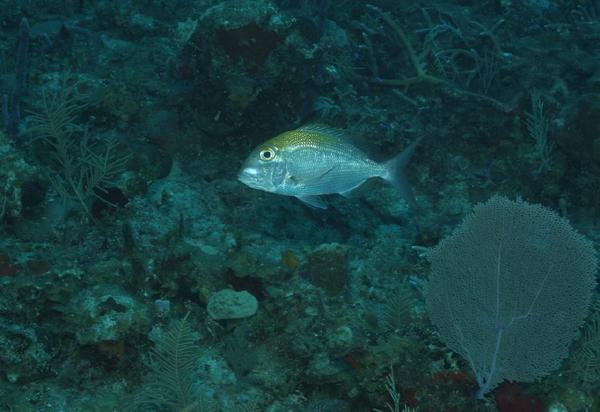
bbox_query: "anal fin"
[296,195,328,209]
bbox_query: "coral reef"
[0,0,599,411]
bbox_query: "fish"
[238,124,421,210]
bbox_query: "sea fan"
[135,313,210,412]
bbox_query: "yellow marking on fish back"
[267,127,345,151]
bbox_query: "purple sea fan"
[425,195,597,398]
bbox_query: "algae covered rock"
[306,352,345,383]
[177,0,342,136]
[303,243,349,295]
[0,130,36,220]
[68,285,150,345]
[0,324,52,383]
[207,289,258,320]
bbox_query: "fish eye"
[259,147,276,161]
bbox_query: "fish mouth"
[238,167,260,187]
[238,167,275,193]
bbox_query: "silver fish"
[238,124,421,209]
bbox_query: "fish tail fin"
[383,136,423,211]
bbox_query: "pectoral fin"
[289,165,336,186]
[296,195,328,209]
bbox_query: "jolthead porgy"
[238,124,421,210]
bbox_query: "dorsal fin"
[295,123,379,158]
[294,124,348,140]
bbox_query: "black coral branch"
[135,313,209,412]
